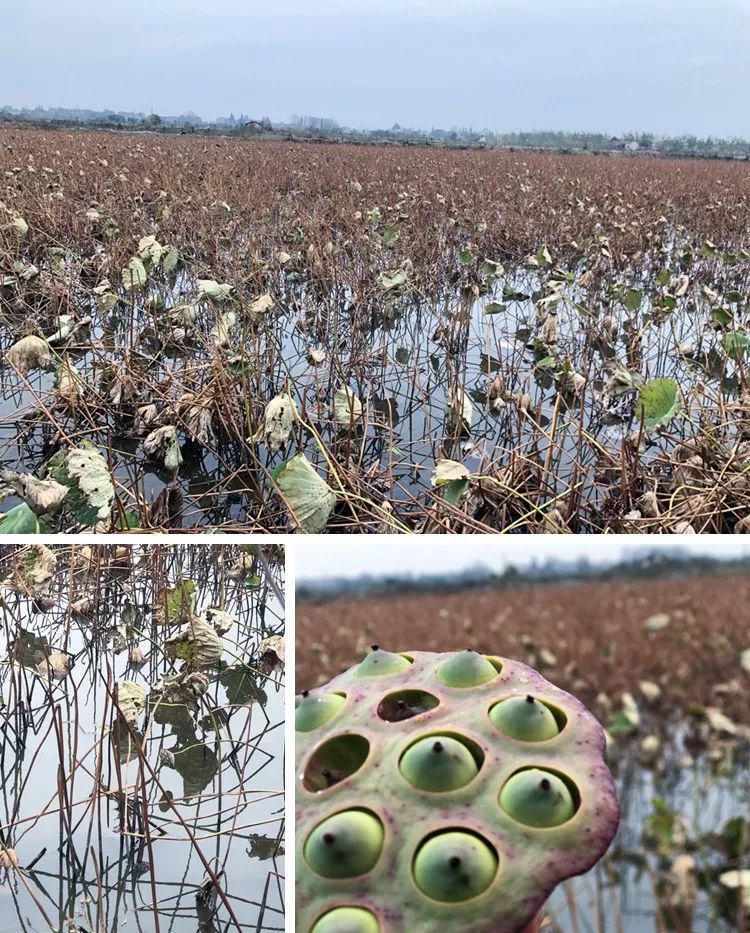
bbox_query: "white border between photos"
[0,532,295,932]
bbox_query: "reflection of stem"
[255,546,285,609]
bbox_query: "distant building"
[607,137,640,152]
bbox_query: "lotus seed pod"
[400,736,478,792]
[490,695,560,742]
[304,809,384,878]
[297,649,619,933]
[296,692,346,732]
[436,649,498,687]
[499,769,575,828]
[355,645,411,677]
[311,907,380,933]
[413,831,497,902]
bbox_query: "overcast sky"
[1,0,747,137]
[295,538,750,582]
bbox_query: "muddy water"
[0,553,285,932]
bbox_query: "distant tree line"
[297,549,750,602]
[2,105,749,158]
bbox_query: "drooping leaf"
[636,378,681,430]
[169,741,219,798]
[197,279,233,301]
[380,268,407,291]
[448,386,474,432]
[50,442,115,526]
[154,579,197,626]
[253,393,297,453]
[333,386,363,426]
[121,257,147,291]
[723,331,750,359]
[221,665,268,707]
[143,425,183,472]
[272,453,336,534]
[247,834,285,861]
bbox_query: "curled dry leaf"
[36,649,71,680]
[166,619,224,669]
[2,471,68,514]
[143,425,183,472]
[307,347,326,365]
[257,634,285,675]
[227,551,256,580]
[5,335,52,375]
[12,545,57,595]
[116,681,148,727]
[250,293,274,315]
[0,848,19,871]
[205,607,236,635]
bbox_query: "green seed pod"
[304,810,384,878]
[296,692,346,732]
[436,650,498,688]
[355,646,411,677]
[400,736,478,792]
[311,906,380,933]
[413,831,497,902]
[499,769,575,828]
[489,695,560,742]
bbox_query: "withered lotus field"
[2,126,750,532]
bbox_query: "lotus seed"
[304,810,384,878]
[436,650,498,687]
[400,735,479,791]
[355,647,411,677]
[499,768,576,828]
[311,907,380,933]
[413,831,497,902]
[296,693,346,732]
[489,695,560,741]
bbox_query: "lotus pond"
[3,128,750,532]
[0,543,286,932]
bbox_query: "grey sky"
[295,538,750,582]
[2,0,748,136]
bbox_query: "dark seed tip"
[432,741,444,753]
[540,778,551,791]
[370,644,379,651]
[301,690,309,698]
[449,856,462,868]
[323,833,336,845]
[526,694,535,703]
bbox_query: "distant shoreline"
[1,118,748,163]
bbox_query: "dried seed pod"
[297,650,619,933]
